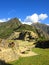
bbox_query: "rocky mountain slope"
[32,23,49,35]
[0,18,49,40]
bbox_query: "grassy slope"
[10,48,49,65]
[14,24,35,32]
[0,18,21,39]
[0,18,36,39]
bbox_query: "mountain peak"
[7,17,22,25]
[8,18,19,22]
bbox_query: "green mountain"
[14,24,35,32]
[0,18,21,39]
[0,18,49,40]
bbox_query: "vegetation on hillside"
[0,18,49,41]
[14,24,35,32]
[0,18,21,39]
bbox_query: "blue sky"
[0,0,49,24]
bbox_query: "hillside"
[0,18,21,39]
[14,24,35,32]
[0,18,49,63]
[32,23,49,35]
[12,24,49,40]
[32,23,49,39]
[0,18,49,40]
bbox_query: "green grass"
[10,48,49,65]
[16,24,35,32]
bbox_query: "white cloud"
[24,13,39,23]
[24,13,48,24]
[22,21,32,25]
[39,14,48,20]
[7,18,10,20]
[46,24,49,26]
[19,18,22,22]
[0,18,10,22]
[19,18,32,25]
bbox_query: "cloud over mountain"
[39,14,48,20]
[23,13,48,24]
[0,18,10,22]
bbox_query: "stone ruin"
[0,39,19,62]
[18,31,38,41]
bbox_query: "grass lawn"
[10,48,49,65]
